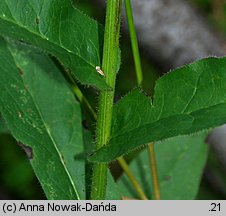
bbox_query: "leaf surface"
[118,132,209,199]
[0,0,108,89]
[0,38,85,199]
[90,57,226,162]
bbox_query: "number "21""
[210,203,221,212]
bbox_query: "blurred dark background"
[1,0,226,199]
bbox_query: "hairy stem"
[72,84,148,199]
[90,0,122,200]
[124,0,160,200]
[71,84,147,199]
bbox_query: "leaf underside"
[0,38,85,199]
[0,0,108,90]
[90,57,226,162]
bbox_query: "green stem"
[124,0,143,86]
[118,157,148,200]
[91,0,122,200]
[72,84,148,200]
[124,0,160,200]
[148,143,160,200]
[72,85,148,200]
[71,85,148,200]
[72,85,97,120]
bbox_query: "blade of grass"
[124,0,160,200]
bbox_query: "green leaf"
[118,132,209,199]
[0,0,108,90]
[0,38,85,199]
[90,57,226,162]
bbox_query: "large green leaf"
[0,0,108,90]
[0,38,85,199]
[90,57,226,162]
[118,132,209,199]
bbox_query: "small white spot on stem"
[95,66,105,76]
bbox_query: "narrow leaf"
[90,57,226,162]
[0,0,108,90]
[118,132,209,199]
[0,38,85,199]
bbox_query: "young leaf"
[90,57,226,162]
[0,38,85,199]
[0,0,108,90]
[118,132,209,199]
